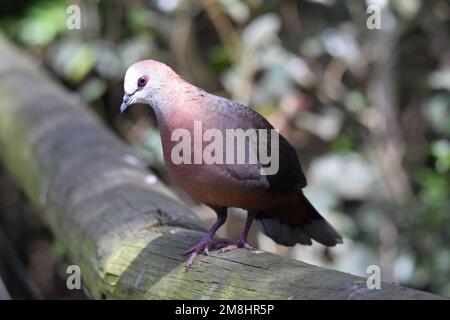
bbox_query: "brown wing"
[203,95,307,194]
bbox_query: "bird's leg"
[184,207,227,267]
[220,211,256,253]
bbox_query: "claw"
[219,240,255,253]
[187,251,199,268]
[184,238,225,267]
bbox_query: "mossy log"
[0,34,443,300]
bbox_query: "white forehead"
[123,60,175,95]
[123,64,142,94]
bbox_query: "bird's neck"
[149,80,205,155]
[150,80,201,120]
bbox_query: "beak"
[120,93,134,114]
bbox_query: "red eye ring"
[137,75,148,88]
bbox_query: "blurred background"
[0,0,449,299]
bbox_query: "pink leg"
[220,212,256,253]
[184,207,227,267]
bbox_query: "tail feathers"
[257,218,343,247]
[256,194,343,247]
[303,218,343,246]
[257,218,312,246]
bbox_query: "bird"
[120,60,343,267]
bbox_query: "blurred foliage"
[0,0,449,297]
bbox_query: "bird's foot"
[219,239,255,253]
[184,237,226,267]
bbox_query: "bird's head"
[120,59,177,113]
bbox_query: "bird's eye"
[137,75,148,88]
